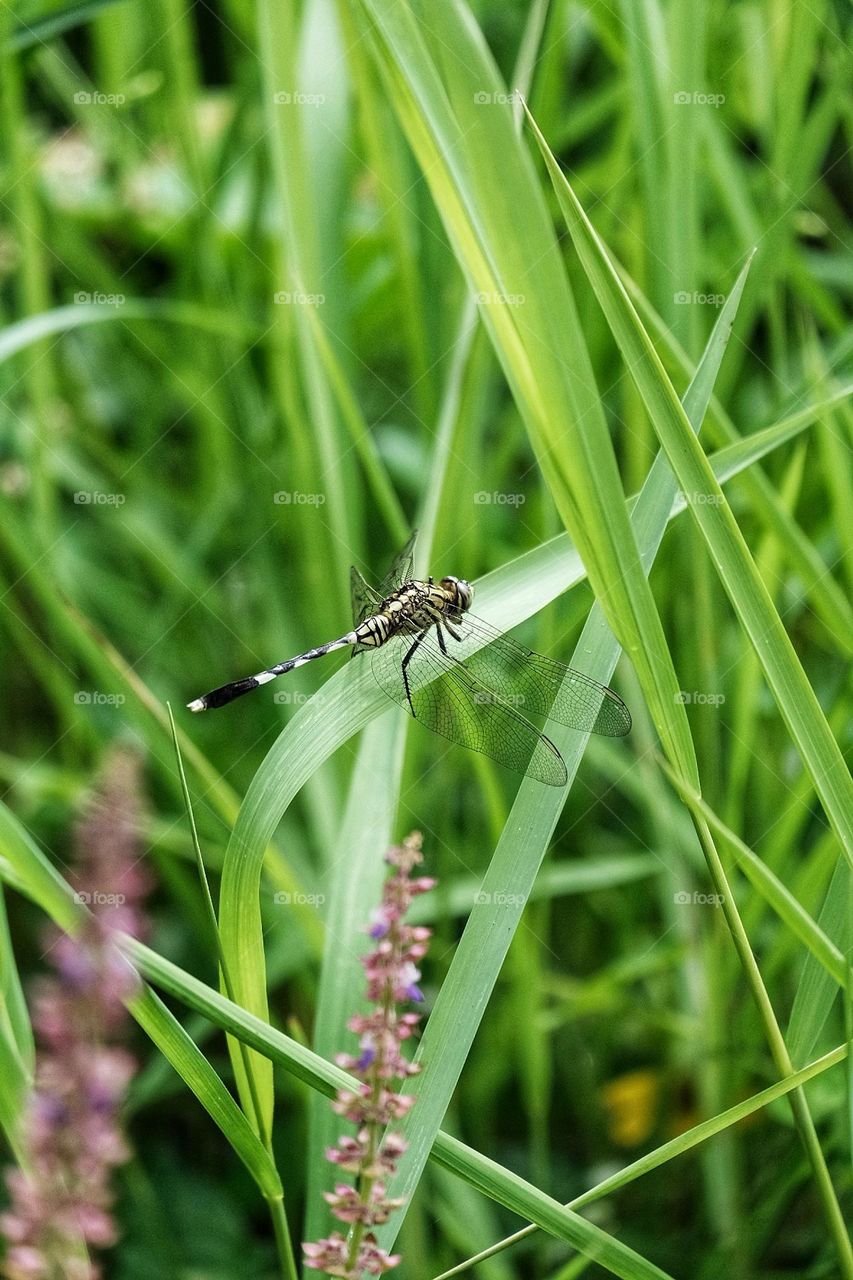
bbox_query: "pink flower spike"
[1,750,149,1280]
[303,832,436,1276]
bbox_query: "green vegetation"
[1,1,850,1276]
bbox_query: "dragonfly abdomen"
[187,631,358,710]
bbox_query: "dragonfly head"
[440,576,474,614]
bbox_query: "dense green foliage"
[1,1,850,1277]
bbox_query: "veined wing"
[349,530,418,626]
[369,629,568,786]
[350,565,382,626]
[441,611,631,738]
[377,529,417,597]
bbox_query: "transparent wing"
[376,529,417,597]
[350,565,381,626]
[440,611,631,737]
[369,630,568,786]
[349,530,417,627]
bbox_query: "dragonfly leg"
[443,619,463,642]
[401,629,430,717]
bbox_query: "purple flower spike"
[2,750,150,1280]
[303,832,435,1278]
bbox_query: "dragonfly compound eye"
[441,577,474,611]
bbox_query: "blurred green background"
[1,0,851,1277]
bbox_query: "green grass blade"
[121,932,847,1279]
[303,715,406,1239]
[0,301,258,365]
[358,0,697,784]
[375,256,750,1247]
[212,306,821,1158]
[525,103,853,867]
[788,858,851,1064]
[0,886,33,1159]
[0,799,82,934]
[128,983,283,1202]
[122,940,675,1279]
[436,1042,849,1278]
[692,795,850,988]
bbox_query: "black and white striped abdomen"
[353,612,393,648]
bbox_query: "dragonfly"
[187,534,631,785]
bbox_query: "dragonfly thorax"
[356,576,474,647]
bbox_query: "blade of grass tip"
[510,0,550,130]
[166,705,297,1280]
[376,249,753,1250]
[524,102,853,869]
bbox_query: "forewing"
[350,564,381,626]
[350,530,417,628]
[377,530,417,597]
[369,630,568,786]
[445,612,631,738]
